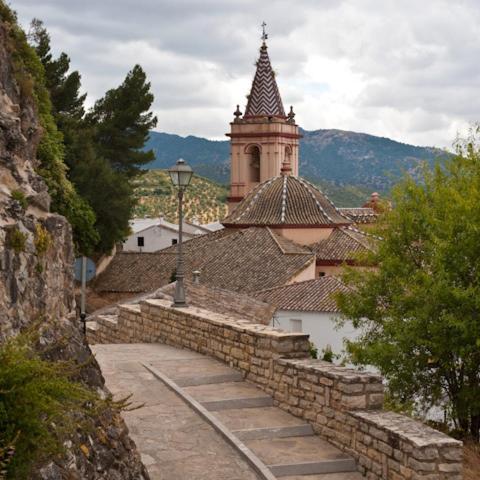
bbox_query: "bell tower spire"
[226,26,302,211]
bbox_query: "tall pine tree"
[29,21,157,253]
[87,65,157,177]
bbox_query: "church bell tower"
[226,25,301,211]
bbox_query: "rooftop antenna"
[261,21,268,43]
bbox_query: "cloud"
[10,0,480,147]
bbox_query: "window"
[171,238,178,245]
[137,236,144,247]
[290,318,302,333]
[318,271,326,277]
[247,145,261,183]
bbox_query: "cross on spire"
[261,21,268,42]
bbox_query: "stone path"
[92,343,362,480]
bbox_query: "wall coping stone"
[139,299,310,341]
[277,358,383,384]
[350,410,463,448]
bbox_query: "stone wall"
[88,299,463,480]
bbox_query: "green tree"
[28,19,86,120]
[0,8,98,254]
[87,64,157,177]
[28,21,157,253]
[67,130,133,253]
[336,128,480,440]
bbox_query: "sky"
[9,0,480,148]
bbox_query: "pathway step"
[142,355,360,479]
[203,396,274,411]
[281,473,364,480]
[184,381,273,411]
[214,406,307,431]
[245,436,357,477]
[176,372,244,387]
[233,424,314,441]
[268,459,357,477]
[150,357,243,386]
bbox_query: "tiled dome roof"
[222,176,351,227]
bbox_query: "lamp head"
[168,158,193,189]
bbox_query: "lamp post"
[168,158,193,307]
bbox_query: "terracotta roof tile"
[223,176,351,227]
[253,277,349,313]
[312,227,376,262]
[94,227,314,295]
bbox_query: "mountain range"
[144,128,449,205]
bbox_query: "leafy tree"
[87,64,158,177]
[336,128,480,440]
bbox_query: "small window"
[290,318,302,333]
[318,271,326,277]
[172,238,178,245]
[137,236,144,247]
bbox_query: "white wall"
[271,310,359,358]
[123,225,194,252]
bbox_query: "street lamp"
[168,158,193,307]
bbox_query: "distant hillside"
[145,129,448,192]
[132,169,228,222]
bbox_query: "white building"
[123,217,212,253]
[254,277,359,358]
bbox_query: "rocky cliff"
[0,9,146,480]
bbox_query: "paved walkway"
[92,343,362,480]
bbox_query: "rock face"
[0,16,147,480]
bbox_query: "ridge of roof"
[267,227,312,255]
[296,177,352,224]
[341,226,376,251]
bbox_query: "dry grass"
[464,440,480,480]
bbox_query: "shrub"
[0,328,106,479]
[309,341,318,359]
[10,190,27,210]
[6,228,27,254]
[34,223,51,257]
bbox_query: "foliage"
[34,223,51,257]
[87,65,157,177]
[0,328,98,479]
[144,130,447,193]
[28,20,157,253]
[29,19,86,120]
[6,228,27,254]
[133,169,228,223]
[321,345,336,363]
[309,342,318,360]
[67,134,134,253]
[0,6,99,255]
[10,190,27,210]
[336,127,480,439]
